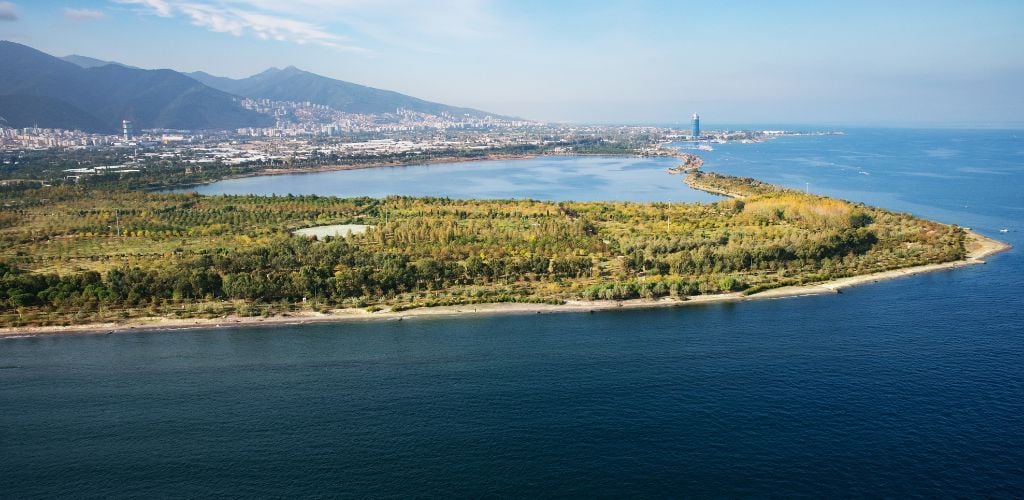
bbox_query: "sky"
[1,0,1022,126]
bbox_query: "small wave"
[924,148,960,158]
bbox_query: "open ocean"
[3,128,1022,497]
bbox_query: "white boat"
[999,228,1009,233]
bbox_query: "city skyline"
[1,0,1022,126]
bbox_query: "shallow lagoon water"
[179,154,721,203]
[4,128,1023,496]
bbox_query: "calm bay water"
[178,154,721,203]
[3,129,1023,497]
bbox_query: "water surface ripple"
[4,128,1023,496]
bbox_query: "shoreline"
[248,150,689,179]
[169,150,679,191]
[166,152,543,191]
[0,230,1009,339]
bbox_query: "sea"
[3,128,1022,497]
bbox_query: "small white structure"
[293,224,371,239]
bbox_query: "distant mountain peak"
[0,41,273,132]
[61,54,136,69]
[1,40,511,132]
[194,65,500,118]
[254,67,283,76]
[253,66,305,78]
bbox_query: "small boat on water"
[999,228,1009,233]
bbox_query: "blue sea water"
[3,128,1023,497]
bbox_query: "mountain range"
[187,67,493,118]
[0,41,271,133]
[0,41,499,133]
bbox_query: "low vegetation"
[0,170,965,327]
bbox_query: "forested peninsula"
[0,166,1002,331]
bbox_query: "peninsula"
[0,161,1008,335]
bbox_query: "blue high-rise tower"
[691,113,700,138]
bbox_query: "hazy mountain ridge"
[61,54,136,69]
[188,66,497,118]
[1,41,506,134]
[0,41,273,133]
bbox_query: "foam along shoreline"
[0,231,1009,338]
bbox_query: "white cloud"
[235,0,498,41]
[113,0,500,53]
[115,0,368,52]
[118,0,173,17]
[0,1,17,21]
[65,8,107,20]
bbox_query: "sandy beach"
[0,230,1008,338]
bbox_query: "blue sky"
[1,0,1022,126]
